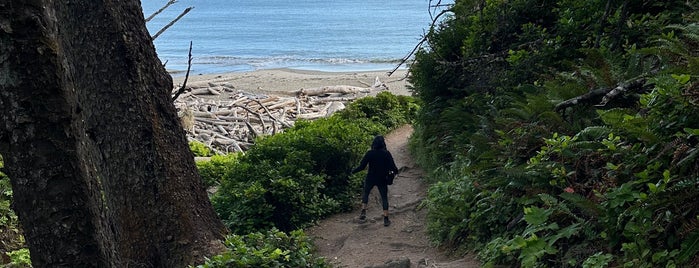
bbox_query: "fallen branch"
[596,78,648,107]
[251,99,293,128]
[554,88,609,112]
[555,76,651,112]
[297,85,371,96]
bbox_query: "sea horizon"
[141,0,451,76]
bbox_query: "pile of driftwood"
[174,77,388,154]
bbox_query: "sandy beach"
[172,68,413,97]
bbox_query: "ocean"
[140,0,449,75]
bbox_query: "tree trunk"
[0,1,226,267]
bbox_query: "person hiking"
[350,135,399,226]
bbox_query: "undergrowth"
[411,1,699,267]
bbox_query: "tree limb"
[555,76,651,112]
[388,5,453,77]
[171,41,193,101]
[554,88,610,112]
[152,6,193,40]
[250,99,293,128]
[595,77,649,107]
[145,0,177,22]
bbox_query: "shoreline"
[171,68,413,96]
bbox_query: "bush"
[212,118,366,233]
[0,155,29,267]
[196,154,239,188]
[195,228,329,268]
[190,141,214,157]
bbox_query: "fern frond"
[678,231,699,264]
[567,141,605,151]
[574,126,614,141]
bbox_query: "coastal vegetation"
[410,0,699,267]
[4,0,699,267]
[195,92,417,266]
[0,91,416,267]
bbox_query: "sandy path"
[306,125,480,268]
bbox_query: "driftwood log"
[174,76,389,153]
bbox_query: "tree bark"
[0,1,226,267]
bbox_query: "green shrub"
[190,141,214,157]
[6,248,31,268]
[212,118,366,233]
[196,228,328,268]
[0,155,28,267]
[196,154,239,188]
[211,93,418,233]
[336,91,419,131]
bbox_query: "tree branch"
[145,0,177,22]
[555,76,652,112]
[152,6,193,40]
[554,88,610,112]
[388,7,452,76]
[172,41,193,101]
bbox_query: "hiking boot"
[383,216,391,227]
[359,209,366,221]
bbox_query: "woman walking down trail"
[350,135,399,227]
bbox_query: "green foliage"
[5,248,31,268]
[196,229,328,268]
[212,93,417,233]
[0,155,27,267]
[196,154,239,188]
[190,141,214,157]
[335,91,418,131]
[411,0,699,267]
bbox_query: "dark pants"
[362,177,389,210]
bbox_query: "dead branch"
[388,6,453,77]
[596,77,648,107]
[555,77,651,112]
[554,88,609,112]
[172,41,193,101]
[296,86,371,96]
[250,99,293,128]
[152,6,193,40]
[145,0,177,22]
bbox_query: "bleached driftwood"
[175,75,389,153]
[297,86,371,96]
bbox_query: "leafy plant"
[195,228,329,268]
[6,248,31,268]
[196,154,239,188]
[190,141,214,157]
[212,93,417,233]
[410,0,699,267]
[0,155,28,267]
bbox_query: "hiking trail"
[306,125,480,268]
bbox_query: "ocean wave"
[191,55,402,66]
[162,55,409,75]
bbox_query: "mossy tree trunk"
[0,1,226,267]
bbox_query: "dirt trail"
[306,125,480,268]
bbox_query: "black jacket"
[351,149,398,181]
